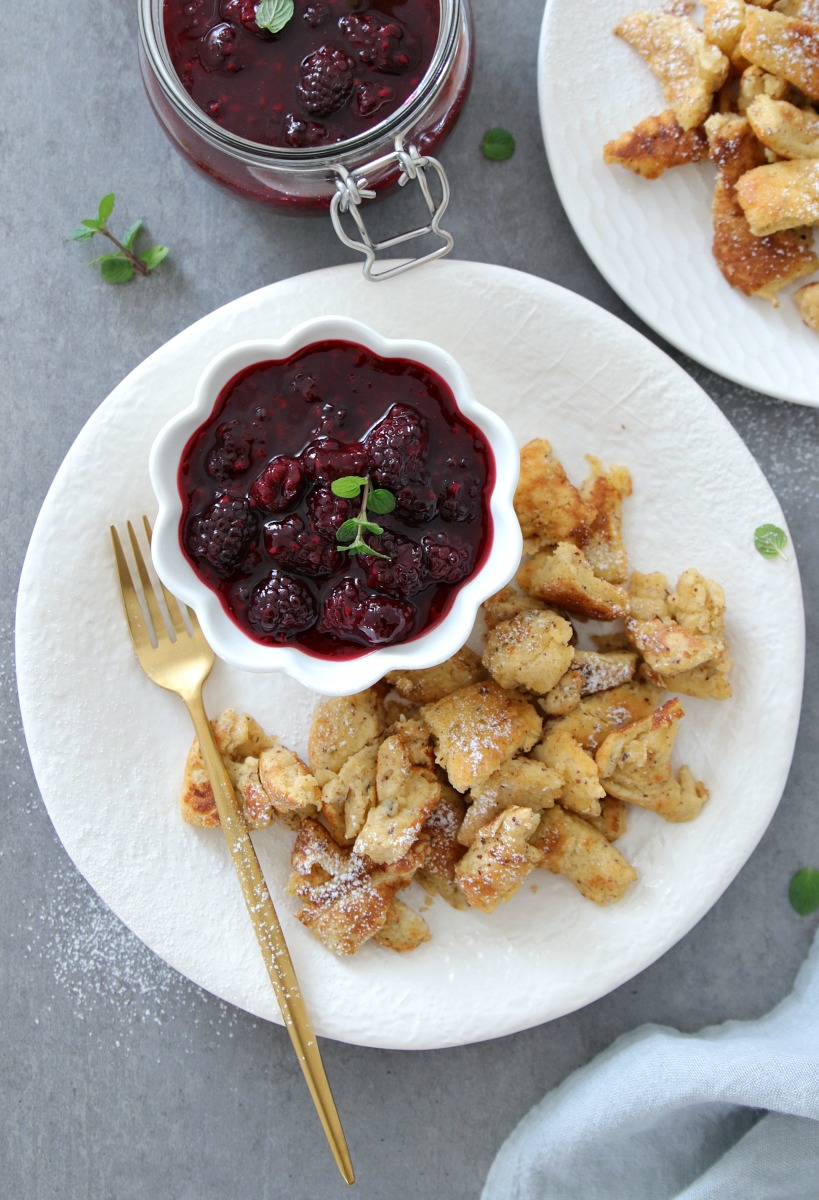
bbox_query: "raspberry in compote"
[250,455,304,511]
[301,437,368,482]
[338,11,419,75]
[177,339,494,657]
[220,0,271,35]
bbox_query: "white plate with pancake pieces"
[16,261,804,1049]
[539,0,819,406]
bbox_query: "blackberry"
[317,577,369,637]
[318,578,415,646]
[313,402,348,437]
[301,437,369,482]
[296,45,355,117]
[206,421,254,480]
[188,497,256,578]
[365,404,428,491]
[246,570,317,639]
[301,1,327,27]
[354,81,396,118]
[181,0,220,38]
[394,480,438,526]
[338,12,416,75]
[282,114,332,148]
[264,515,342,577]
[288,370,321,403]
[438,478,481,523]
[201,22,238,70]
[422,531,475,584]
[220,0,270,34]
[355,594,416,646]
[360,530,427,596]
[249,455,304,512]
[307,486,353,535]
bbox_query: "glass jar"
[138,0,474,277]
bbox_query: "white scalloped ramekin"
[149,315,522,695]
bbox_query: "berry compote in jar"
[138,0,473,269]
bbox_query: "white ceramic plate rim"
[15,261,805,1049]
[148,314,522,694]
[538,0,819,407]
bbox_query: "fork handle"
[185,690,354,1187]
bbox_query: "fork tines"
[110,517,192,648]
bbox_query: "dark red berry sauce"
[178,340,494,658]
[163,0,440,148]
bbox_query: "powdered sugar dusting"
[19,853,242,1042]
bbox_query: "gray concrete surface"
[3,2,818,1198]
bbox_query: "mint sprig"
[256,0,294,34]
[331,475,396,558]
[754,523,788,560]
[68,194,169,284]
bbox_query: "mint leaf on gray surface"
[789,868,819,916]
[99,258,135,284]
[97,193,116,224]
[122,220,144,250]
[67,226,97,242]
[481,127,516,161]
[141,245,170,271]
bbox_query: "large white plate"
[16,261,804,1049]
[538,0,819,407]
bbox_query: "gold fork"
[111,517,354,1187]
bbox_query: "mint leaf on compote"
[333,475,395,559]
[368,488,397,515]
[256,0,294,34]
[336,519,360,544]
[331,476,367,499]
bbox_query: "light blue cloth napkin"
[483,930,819,1200]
